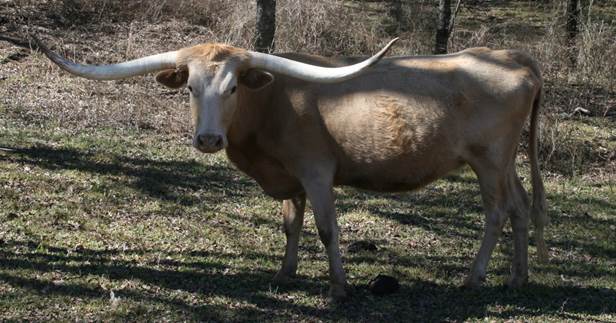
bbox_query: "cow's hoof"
[507,275,528,288]
[328,284,348,301]
[272,271,295,285]
[463,275,485,289]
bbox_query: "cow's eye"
[229,86,237,94]
[187,85,193,92]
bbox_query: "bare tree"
[566,0,580,66]
[387,0,404,35]
[255,0,276,53]
[434,0,461,54]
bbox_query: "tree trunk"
[434,0,451,55]
[255,0,276,53]
[566,0,580,66]
[388,0,403,34]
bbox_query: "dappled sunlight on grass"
[1,125,614,321]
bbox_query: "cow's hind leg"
[273,195,306,284]
[508,172,531,287]
[464,163,510,288]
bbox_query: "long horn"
[35,37,177,80]
[247,38,398,83]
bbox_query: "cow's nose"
[196,134,225,152]
[213,136,223,149]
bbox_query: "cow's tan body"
[40,40,548,300]
[228,48,541,200]
[225,48,547,298]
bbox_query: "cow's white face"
[156,56,274,154]
[156,60,250,154]
[184,60,240,153]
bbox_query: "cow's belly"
[334,153,465,192]
[324,95,465,191]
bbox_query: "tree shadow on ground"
[3,141,613,249]
[0,145,255,207]
[3,141,614,262]
[336,184,485,241]
[1,239,614,321]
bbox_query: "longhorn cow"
[38,37,548,300]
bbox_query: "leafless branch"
[448,0,462,34]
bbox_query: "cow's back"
[231,48,541,195]
[285,49,539,191]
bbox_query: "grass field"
[2,116,615,322]
[1,0,615,321]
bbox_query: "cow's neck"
[224,89,304,200]
[227,88,268,144]
[225,86,271,176]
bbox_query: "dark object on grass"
[347,240,378,253]
[369,274,399,296]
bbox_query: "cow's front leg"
[302,176,347,300]
[273,194,306,284]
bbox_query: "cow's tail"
[529,85,549,263]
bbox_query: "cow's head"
[37,37,398,153]
[153,44,271,153]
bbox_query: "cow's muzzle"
[194,133,226,153]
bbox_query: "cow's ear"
[239,69,274,91]
[156,68,188,89]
